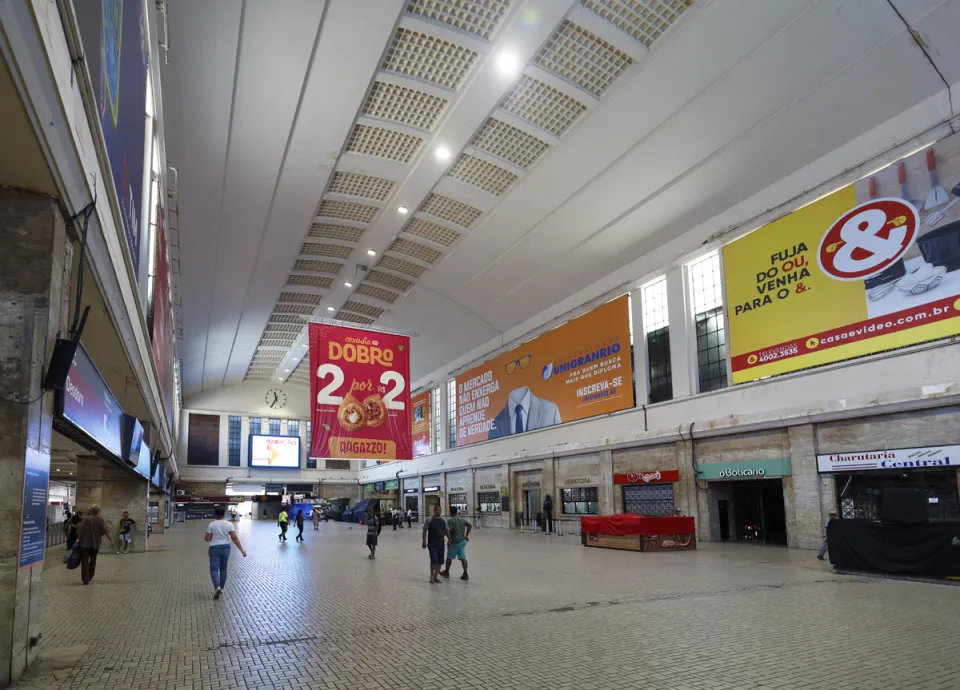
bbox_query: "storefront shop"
[361,479,400,513]
[818,446,960,520]
[403,487,419,519]
[559,477,600,515]
[614,470,680,516]
[422,477,442,515]
[699,459,792,545]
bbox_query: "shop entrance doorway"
[423,494,440,517]
[731,479,787,545]
[404,495,419,521]
[523,489,540,524]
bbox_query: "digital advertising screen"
[248,435,301,469]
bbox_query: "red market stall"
[580,514,696,552]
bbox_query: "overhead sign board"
[817,445,960,473]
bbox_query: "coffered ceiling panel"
[165,0,960,398]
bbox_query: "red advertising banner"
[411,391,431,457]
[614,470,680,485]
[309,323,412,460]
[151,186,176,430]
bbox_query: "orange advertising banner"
[454,296,633,447]
[411,391,431,457]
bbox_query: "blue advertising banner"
[60,344,124,459]
[76,0,149,276]
[19,447,50,568]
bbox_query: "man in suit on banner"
[488,386,561,440]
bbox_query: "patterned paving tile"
[14,522,960,689]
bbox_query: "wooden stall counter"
[580,514,696,552]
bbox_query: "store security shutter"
[624,484,675,517]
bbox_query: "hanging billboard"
[309,323,412,460]
[454,296,633,447]
[411,391,432,457]
[724,133,960,383]
[151,186,176,430]
[75,0,149,277]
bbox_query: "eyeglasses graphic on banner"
[505,355,531,375]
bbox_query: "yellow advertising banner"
[455,296,633,446]
[724,133,960,383]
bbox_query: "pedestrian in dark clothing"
[295,510,305,543]
[66,511,82,550]
[366,509,381,559]
[543,495,554,535]
[76,505,113,585]
[422,505,449,583]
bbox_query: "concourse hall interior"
[1,1,960,689]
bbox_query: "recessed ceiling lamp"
[496,49,520,76]
[284,369,290,372]
[435,146,451,161]
[344,281,353,288]
[278,378,284,382]
[327,306,335,311]
[397,206,409,215]
[292,357,299,362]
[367,249,377,256]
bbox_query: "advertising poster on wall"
[151,186,176,430]
[454,295,633,447]
[309,323,412,460]
[724,132,960,383]
[19,447,50,569]
[75,0,149,276]
[411,391,431,457]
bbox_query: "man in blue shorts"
[440,505,472,580]
[421,504,449,583]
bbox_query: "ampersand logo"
[818,198,918,281]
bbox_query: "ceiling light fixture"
[327,306,335,312]
[496,49,520,76]
[367,249,377,256]
[284,369,290,372]
[397,206,409,215]
[435,145,451,161]
[292,357,298,362]
[279,378,284,382]
[344,281,353,288]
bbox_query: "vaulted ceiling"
[162,0,960,398]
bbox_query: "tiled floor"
[15,520,960,689]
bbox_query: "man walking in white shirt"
[204,507,247,600]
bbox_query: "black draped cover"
[828,519,960,577]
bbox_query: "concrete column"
[629,289,649,405]
[0,188,71,685]
[76,456,149,553]
[439,382,450,451]
[599,450,618,514]
[665,265,696,398]
[788,424,823,549]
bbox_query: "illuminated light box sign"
[249,435,301,469]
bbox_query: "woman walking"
[295,509,306,543]
[204,507,246,600]
[311,506,321,531]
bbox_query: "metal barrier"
[517,516,581,537]
[45,522,66,549]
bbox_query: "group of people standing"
[363,504,471,583]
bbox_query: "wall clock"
[265,388,287,410]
